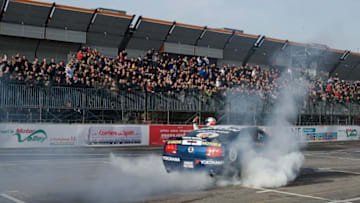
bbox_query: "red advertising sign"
[149,125,195,146]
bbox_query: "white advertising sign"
[0,123,149,148]
[0,124,86,148]
[88,125,148,146]
[337,126,360,141]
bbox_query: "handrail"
[0,83,359,115]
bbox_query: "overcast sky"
[38,0,360,52]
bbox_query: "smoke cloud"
[224,63,309,188]
[87,153,213,202]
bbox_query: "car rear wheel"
[228,148,238,162]
[221,147,241,177]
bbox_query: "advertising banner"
[149,125,195,146]
[337,126,360,141]
[0,124,83,148]
[88,125,148,146]
[302,126,338,142]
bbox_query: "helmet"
[205,117,216,127]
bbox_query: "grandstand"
[0,0,360,125]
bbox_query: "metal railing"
[0,83,359,117]
[0,83,218,112]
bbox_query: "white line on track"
[0,193,25,203]
[255,188,331,201]
[328,196,360,203]
[0,160,112,166]
[305,154,360,161]
[255,190,272,193]
[317,168,360,175]
[0,153,148,156]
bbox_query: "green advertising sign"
[345,129,357,137]
[13,129,48,143]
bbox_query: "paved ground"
[151,143,360,203]
[0,143,359,203]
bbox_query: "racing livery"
[162,126,268,176]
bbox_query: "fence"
[0,83,359,124]
[0,83,219,112]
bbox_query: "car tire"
[221,148,241,177]
[228,148,238,163]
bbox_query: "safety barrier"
[0,83,218,112]
[0,83,359,116]
[0,123,359,148]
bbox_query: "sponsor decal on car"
[200,160,224,165]
[183,161,194,168]
[162,156,181,162]
[202,142,221,147]
[167,140,182,145]
[196,132,219,139]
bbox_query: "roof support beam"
[223,30,235,49]
[0,0,9,22]
[43,2,55,39]
[37,2,55,58]
[194,26,207,46]
[86,9,98,33]
[329,50,350,75]
[281,40,289,51]
[159,21,176,51]
[44,2,55,28]
[242,35,265,66]
[118,15,138,53]
[270,40,289,65]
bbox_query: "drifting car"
[162,126,269,176]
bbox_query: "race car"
[162,126,269,177]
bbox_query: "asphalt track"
[0,143,360,203]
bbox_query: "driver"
[192,116,216,130]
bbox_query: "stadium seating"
[1,47,359,105]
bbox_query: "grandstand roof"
[0,0,359,79]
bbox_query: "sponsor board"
[50,136,77,145]
[337,126,360,141]
[2,124,360,148]
[149,125,195,146]
[0,127,49,147]
[0,124,85,148]
[302,127,337,142]
[88,126,148,146]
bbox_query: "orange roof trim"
[328,48,346,54]
[175,22,204,30]
[265,37,286,43]
[97,10,133,19]
[11,0,52,7]
[351,52,360,56]
[55,4,94,13]
[141,17,173,25]
[234,32,258,39]
[206,28,233,35]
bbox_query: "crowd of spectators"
[0,46,360,105]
